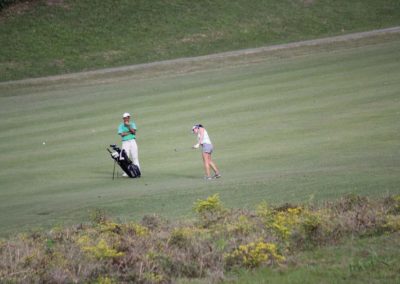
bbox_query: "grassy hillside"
[1,0,400,81]
[0,33,399,237]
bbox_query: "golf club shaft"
[174,147,193,152]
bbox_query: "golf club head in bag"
[107,144,141,178]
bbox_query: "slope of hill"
[1,0,400,81]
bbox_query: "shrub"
[1,194,399,283]
[78,237,124,260]
[89,208,109,224]
[141,214,165,231]
[256,201,273,219]
[99,221,122,234]
[193,194,227,227]
[225,240,285,269]
[271,207,302,241]
[168,227,193,248]
[384,195,400,214]
[334,194,370,212]
[125,222,150,237]
[257,203,303,244]
[143,272,165,283]
[295,209,333,247]
[193,194,224,215]
[226,215,255,235]
[384,215,400,232]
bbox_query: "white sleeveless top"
[198,128,212,145]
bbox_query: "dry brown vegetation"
[1,194,399,283]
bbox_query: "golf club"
[174,147,194,152]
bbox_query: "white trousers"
[122,139,140,169]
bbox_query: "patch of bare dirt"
[46,0,63,5]
[0,0,38,19]
[46,0,69,8]
[181,33,207,43]
[181,31,224,43]
[0,0,68,20]
[303,0,315,5]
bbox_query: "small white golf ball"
[42,142,46,145]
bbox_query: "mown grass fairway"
[0,34,399,237]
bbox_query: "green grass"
[0,34,400,237]
[223,233,400,284]
[1,0,400,81]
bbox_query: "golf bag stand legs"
[112,159,116,180]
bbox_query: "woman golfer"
[192,124,221,180]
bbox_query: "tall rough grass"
[0,194,399,283]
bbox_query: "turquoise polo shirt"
[118,122,137,141]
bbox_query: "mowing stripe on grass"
[0,35,399,236]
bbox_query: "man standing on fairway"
[192,124,221,180]
[118,113,140,176]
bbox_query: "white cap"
[191,124,201,133]
[122,112,130,118]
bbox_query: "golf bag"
[107,144,141,178]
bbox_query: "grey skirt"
[202,143,213,154]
